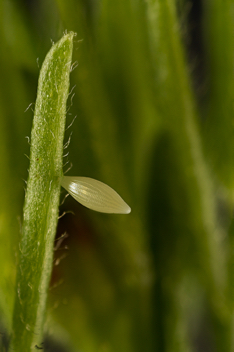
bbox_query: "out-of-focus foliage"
[0,0,233,351]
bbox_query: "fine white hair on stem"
[63,131,73,150]
[36,57,40,68]
[68,84,76,97]
[63,152,69,158]
[58,210,74,219]
[63,160,70,168]
[25,136,31,145]
[24,154,30,160]
[60,192,70,206]
[70,61,78,72]
[61,176,131,214]
[66,115,77,131]
[64,162,73,174]
[24,102,35,113]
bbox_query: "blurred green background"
[0,0,233,351]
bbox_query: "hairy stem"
[10,32,75,351]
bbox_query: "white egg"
[61,176,131,214]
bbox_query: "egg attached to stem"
[61,176,131,214]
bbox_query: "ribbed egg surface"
[61,176,131,214]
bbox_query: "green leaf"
[202,0,234,189]
[146,0,230,349]
[10,32,75,351]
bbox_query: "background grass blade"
[202,0,234,190]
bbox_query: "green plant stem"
[10,32,75,351]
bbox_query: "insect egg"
[61,176,131,214]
